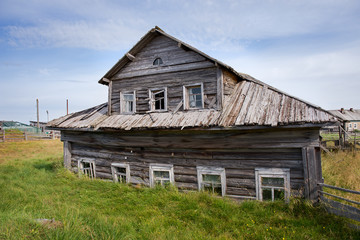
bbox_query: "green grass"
[322,151,360,205]
[0,141,359,239]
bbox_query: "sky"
[1,0,360,124]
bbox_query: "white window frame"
[120,91,136,114]
[77,159,96,179]
[183,83,204,110]
[111,163,130,183]
[354,123,357,129]
[197,166,226,196]
[149,164,174,187]
[349,123,352,129]
[255,168,290,202]
[149,87,167,112]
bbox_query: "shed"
[48,27,337,202]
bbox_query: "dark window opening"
[153,57,163,66]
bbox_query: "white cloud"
[5,20,145,50]
[2,0,360,51]
[226,42,360,109]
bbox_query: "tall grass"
[0,140,359,239]
[322,151,360,203]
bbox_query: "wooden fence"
[318,183,360,222]
[0,130,60,142]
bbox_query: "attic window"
[120,91,136,114]
[149,88,167,111]
[153,57,163,66]
[183,83,204,109]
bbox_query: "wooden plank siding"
[111,68,218,114]
[110,35,218,114]
[62,127,319,198]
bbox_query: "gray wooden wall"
[109,35,219,114]
[62,127,322,199]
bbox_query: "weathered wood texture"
[110,35,218,114]
[111,68,218,114]
[223,70,238,96]
[302,147,322,201]
[62,128,321,149]
[63,128,319,197]
[47,80,336,131]
[63,141,71,170]
[113,35,214,80]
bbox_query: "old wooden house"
[47,27,337,202]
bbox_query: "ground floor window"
[149,164,174,187]
[197,166,226,196]
[77,159,96,179]
[111,163,130,183]
[255,168,290,202]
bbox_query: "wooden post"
[338,125,343,149]
[63,141,72,170]
[108,81,112,116]
[354,131,357,152]
[36,99,40,129]
[66,99,69,115]
[216,67,223,110]
[302,147,310,199]
[2,130,5,142]
[24,131,27,141]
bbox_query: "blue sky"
[1,0,360,124]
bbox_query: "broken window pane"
[187,86,202,108]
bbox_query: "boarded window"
[197,166,226,196]
[111,163,130,183]
[255,168,290,202]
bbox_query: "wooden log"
[64,141,72,170]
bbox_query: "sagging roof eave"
[48,121,338,133]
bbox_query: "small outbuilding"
[48,27,337,202]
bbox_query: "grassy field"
[322,151,360,204]
[0,140,359,239]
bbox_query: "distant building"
[328,108,360,132]
[0,121,40,133]
[29,121,48,132]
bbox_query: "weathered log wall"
[62,127,321,198]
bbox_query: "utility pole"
[46,110,49,122]
[36,99,40,129]
[66,99,69,115]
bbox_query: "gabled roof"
[99,26,246,85]
[47,27,338,131]
[328,109,360,121]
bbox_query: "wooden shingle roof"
[48,80,337,131]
